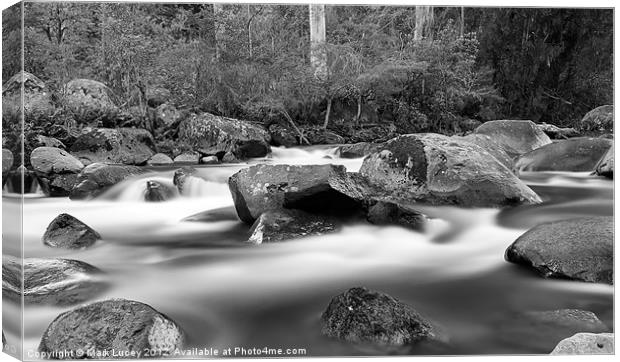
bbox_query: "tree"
[309,4,327,78]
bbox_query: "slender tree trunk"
[309,4,327,79]
[460,7,465,37]
[414,6,434,41]
[213,4,224,60]
[355,93,362,127]
[323,97,332,129]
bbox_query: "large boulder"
[595,144,614,179]
[514,137,613,173]
[580,105,613,133]
[70,163,143,200]
[173,152,200,165]
[70,128,155,165]
[455,133,514,169]
[2,148,13,186]
[359,134,541,207]
[505,217,613,284]
[321,287,442,347]
[336,142,385,159]
[474,120,552,157]
[63,79,120,124]
[2,71,54,121]
[43,213,101,249]
[249,210,340,244]
[147,153,174,166]
[178,113,271,159]
[551,333,614,355]
[303,128,346,145]
[268,124,298,147]
[30,147,84,196]
[2,256,107,306]
[39,299,184,358]
[228,164,366,224]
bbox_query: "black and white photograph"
[0,0,615,360]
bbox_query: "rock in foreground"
[514,137,612,173]
[551,333,614,355]
[505,217,613,284]
[2,256,107,306]
[595,144,614,179]
[321,287,441,347]
[249,210,340,244]
[359,134,541,207]
[39,299,183,358]
[43,213,101,249]
[70,163,143,200]
[474,120,552,157]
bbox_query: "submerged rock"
[70,128,155,165]
[249,210,340,244]
[30,147,84,196]
[144,180,177,202]
[70,163,143,200]
[179,112,271,159]
[39,299,184,358]
[173,167,196,195]
[359,134,541,207]
[514,137,612,173]
[366,199,426,231]
[2,256,107,306]
[147,153,174,166]
[595,144,614,179]
[43,213,101,249]
[474,120,551,157]
[580,105,613,132]
[505,217,613,284]
[321,287,442,346]
[551,333,614,355]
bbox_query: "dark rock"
[474,120,552,157]
[359,134,541,207]
[249,210,340,244]
[228,164,367,224]
[201,156,219,164]
[595,144,614,179]
[269,124,298,147]
[146,87,171,108]
[178,112,271,159]
[39,299,184,358]
[2,256,107,306]
[366,200,426,231]
[336,142,385,159]
[580,105,613,133]
[2,148,13,186]
[154,103,182,128]
[70,163,143,200]
[147,153,174,166]
[505,217,613,284]
[144,180,177,202]
[536,123,580,139]
[70,128,155,165]
[30,147,84,196]
[5,165,39,194]
[173,152,200,165]
[173,167,196,195]
[321,287,441,346]
[455,133,514,169]
[64,79,120,124]
[458,118,482,132]
[514,137,613,173]
[43,213,101,249]
[551,333,614,354]
[304,128,346,145]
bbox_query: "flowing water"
[2,146,614,357]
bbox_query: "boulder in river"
[201,156,219,165]
[505,217,613,284]
[144,180,177,202]
[249,210,340,244]
[366,199,426,231]
[514,137,613,173]
[30,147,84,196]
[70,128,155,165]
[336,142,386,159]
[39,299,184,358]
[43,213,101,249]
[178,112,271,159]
[173,152,200,165]
[474,120,552,157]
[147,153,174,166]
[321,287,442,346]
[173,167,196,195]
[594,144,614,179]
[359,134,541,207]
[2,148,14,186]
[455,133,514,169]
[580,105,613,133]
[268,123,298,147]
[64,79,120,124]
[228,164,367,224]
[551,333,614,355]
[70,163,143,200]
[2,256,107,306]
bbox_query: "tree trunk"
[460,7,465,37]
[309,4,327,79]
[323,97,332,129]
[355,93,362,127]
[213,4,224,60]
[414,6,434,41]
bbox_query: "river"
[2,146,614,357]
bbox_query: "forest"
[1,3,614,157]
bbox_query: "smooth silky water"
[2,146,613,357]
